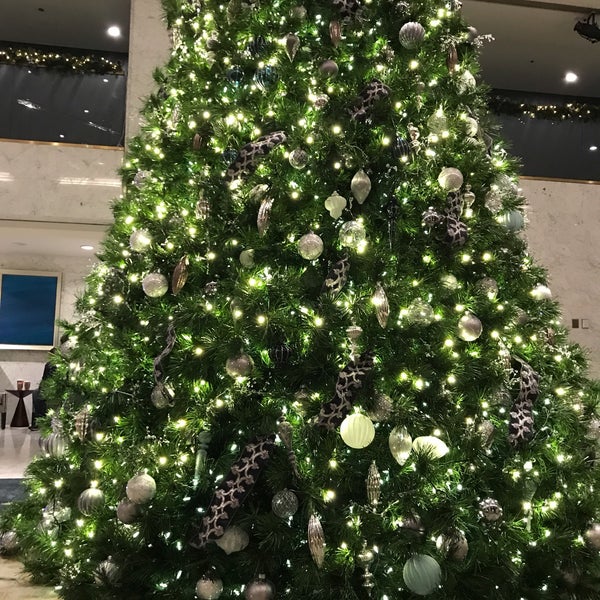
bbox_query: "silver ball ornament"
[477,277,498,299]
[142,272,168,298]
[319,59,339,77]
[479,497,503,522]
[94,557,120,586]
[289,148,308,169]
[126,473,157,504]
[438,167,464,191]
[436,530,468,561]
[239,249,255,268]
[272,489,299,518]
[196,575,224,599]
[245,575,275,600]
[225,353,254,378]
[399,22,426,49]
[129,229,152,252]
[531,284,552,300]
[116,498,142,524]
[298,232,324,260]
[585,523,600,549]
[0,530,19,555]
[405,298,435,325]
[77,487,105,516]
[339,220,367,250]
[427,111,448,135]
[458,312,483,341]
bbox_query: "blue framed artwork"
[0,270,62,350]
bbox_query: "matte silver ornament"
[298,232,323,260]
[225,353,254,378]
[479,497,503,522]
[196,575,224,599]
[477,277,498,299]
[285,33,300,61]
[438,167,464,191]
[126,473,157,504]
[436,530,468,561]
[351,169,371,204]
[257,197,274,236]
[272,489,299,518]
[129,228,152,252]
[142,272,169,298]
[116,498,142,524]
[458,312,483,341]
[371,282,389,328]
[78,487,105,516]
[151,382,174,408]
[0,530,19,555]
[308,513,325,568]
[239,249,255,268]
[366,461,381,505]
[245,574,275,600]
[289,147,308,169]
[399,22,426,49]
[215,525,249,554]
[319,59,339,77]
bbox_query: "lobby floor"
[1,427,56,598]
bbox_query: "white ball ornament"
[339,220,367,251]
[340,413,375,449]
[126,473,157,505]
[351,169,371,204]
[412,435,449,459]
[531,284,552,300]
[399,22,426,49]
[142,272,168,298]
[438,167,464,192]
[129,229,152,252]
[458,312,483,341]
[298,232,324,260]
[215,526,249,554]
[402,554,442,596]
[196,575,224,599]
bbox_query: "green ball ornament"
[499,210,524,232]
[340,413,375,449]
[402,554,442,596]
[77,487,105,516]
[142,272,168,297]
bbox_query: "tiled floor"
[1,427,55,598]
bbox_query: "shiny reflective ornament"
[222,148,238,164]
[367,391,393,422]
[436,530,468,561]
[298,232,323,260]
[272,488,299,518]
[340,413,375,448]
[239,249,255,267]
[314,93,329,109]
[351,169,371,204]
[339,220,366,250]
[457,69,476,93]
[216,525,249,554]
[438,167,464,191]
[329,20,342,47]
[440,273,459,290]
[308,514,325,568]
[254,66,279,90]
[405,298,435,325]
[458,312,483,341]
[246,35,267,56]
[412,435,449,459]
[129,228,152,252]
[479,497,503,522]
[477,420,495,448]
[499,209,524,232]
[399,21,426,49]
[462,185,476,208]
[427,110,448,135]
[585,524,600,549]
[45,432,68,457]
[73,409,91,439]
[196,192,210,220]
[495,173,519,196]
[393,136,412,158]
[477,277,498,299]
[371,282,389,328]
[151,382,174,408]
[257,197,274,236]
[196,575,224,599]
[126,473,156,504]
[366,461,381,505]
[94,557,120,586]
[116,498,141,524]
[133,170,149,188]
[484,188,503,213]
[285,33,300,61]
[269,343,292,365]
[290,5,307,19]
[0,530,19,555]
[171,255,189,295]
[289,147,308,169]
[226,66,244,86]
[78,487,105,516]
[464,116,479,136]
[245,574,275,600]
[226,353,254,378]
[319,59,339,77]
[43,501,71,524]
[403,554,442,596]
[205,281,218,295]
[531,284,552,300]
[142,272,168,298]
[325,191,347,218]
[389,426,412,465]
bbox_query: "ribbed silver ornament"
[366,461,381,506]
[308,514,325,568]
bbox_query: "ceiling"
[0,0,598,259]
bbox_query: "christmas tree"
[3,0,600,598]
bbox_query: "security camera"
[575,12,600,43]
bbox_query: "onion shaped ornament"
[285,33,300,61]
[371,282,390,328]
[389,426,412,465]
[399,22,426,49]
[351,169,371,204]
[403,554,442,595]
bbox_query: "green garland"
[0,44,125,75]
[489,94,600,122]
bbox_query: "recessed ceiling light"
[564,71,578,83]
[590,145,598,151]
[81,245,95,251]
[107,26,121,38]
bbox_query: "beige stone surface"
[0,558,56,599]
